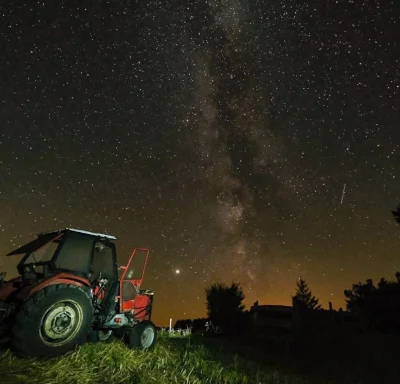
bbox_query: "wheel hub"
[140,327,155,348]
[40,300,83,346]
[52,311,72,334]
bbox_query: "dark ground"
[177,330,400,384]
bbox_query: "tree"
[344,278,375,312]
[392,205,400,224]
[293,278,321,311]
[344,274,400,332]
[205,282,245,334]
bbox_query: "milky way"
[0,1,399,324]
[180,1,303,284]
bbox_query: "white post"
[169,318,172,332]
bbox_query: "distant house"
[250,300,357,334]
[250,302,293,337]
[247,302,294,351]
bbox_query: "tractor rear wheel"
[11,284,93,358]
[128,320,156,350]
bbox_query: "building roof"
[251,304,293,313]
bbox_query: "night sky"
[1,1,399,326]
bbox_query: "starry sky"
[1,1,399,326]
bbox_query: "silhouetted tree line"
[175,282,250,335]
[344,273,400,332]
[175,206,400,335]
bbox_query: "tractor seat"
[121,281,138,301]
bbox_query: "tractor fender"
[17,274,91,301]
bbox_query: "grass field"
[0,333,307,384]
[2,331,399,384]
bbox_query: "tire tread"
[11,283,93,358]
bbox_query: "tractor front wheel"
[128,320,156,350]
[11,284,93,358]
[87,329,113,343]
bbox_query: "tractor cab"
[7,228,117,281]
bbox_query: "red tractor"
[0,228,156,358]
